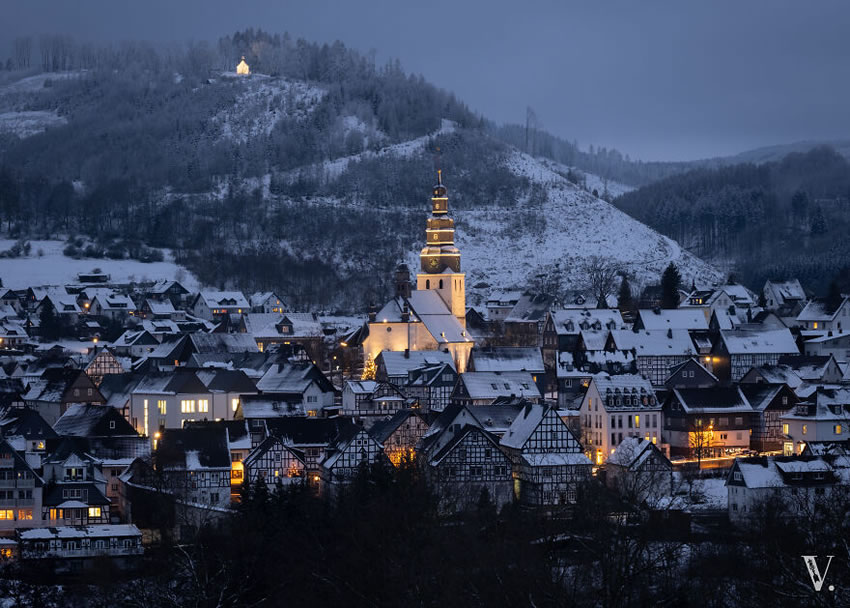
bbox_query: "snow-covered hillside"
[0,240,199,290]
[0,71,80,138]
[211,75,326,143]
[449,150,721,299]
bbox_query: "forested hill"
[613,146,850,295]
[0,30,721,309]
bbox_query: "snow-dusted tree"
[661,262,682,309]
[582,255,622,309]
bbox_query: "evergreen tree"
[361,355,376,380]
[810,206,827,235]
[617,275,634,312]
[39,298,61,341]
[826,279,843,314]
[661,263,682,309]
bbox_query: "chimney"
[404,348,410,359]
[401,301,409,323]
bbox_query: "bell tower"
[417,170,466,322]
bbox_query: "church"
[360,171,474,373]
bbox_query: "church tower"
[417,170,466,322]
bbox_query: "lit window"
[0,510,12,520]
[181,400,196,413]
[231,398,239,412]
[835,425,843,435]
[813,322,818,329]
[88,507,101,518]
[802,424,807,435]
[198,399,209,413]
[782,423,789,435]
[635,415,640,428]
[158,400,167,415]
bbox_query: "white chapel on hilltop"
[236,56,250,75]
[359,170,473,373]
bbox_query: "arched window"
[439,279,443,289]
[426,280,430,289]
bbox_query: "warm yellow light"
[154,431,161,439]
[313,475,320,482]
[340,342,347,347]
[84,303,90,308]
[93,337,98,344]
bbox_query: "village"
[0,171,845,575]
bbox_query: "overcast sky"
[3,0,849,161]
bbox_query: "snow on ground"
[0,110,66,138]
[537,158,634,199]
[0,71,82,96]
[289,118,455,182]
[211,76,326,143]
[426,149,721,298]
[0,240,200,290]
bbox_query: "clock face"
[428,258,440,270]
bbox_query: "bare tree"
[583,255,623,308]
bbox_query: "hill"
[613,146,850,295]
[0,31,721,309]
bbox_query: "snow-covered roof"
[591,374,659,408]
[607,437,668,470]
[20,524,141,540]
[673,386,752,413]
[92,293,136,312]
[379,350,455,377]
[144,299,176,314]
[549,308,626,334]
[765,279,806,303]
[610,329,696,357]
[637,309,708,331]
[797,297,849,322]
[197,291,249,309]
[522,453,591,466]
[720,328,799,355]
[471,347,544,373]
[459,371,540,400]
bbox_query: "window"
[835,425,843,435]
[181,400,195,413]
[734,472,741,481]
[198,399,209,413]
[88,507,101,518]
[782,423,789,435]
[109,420,115,429]
[0,510,13,520]
[158,400,167,415]
[634,415,640,429]
[307,410,318,417]
[782,395,788,405]
[307,395,318,403]
[17,509,31,520]
[802,424,808,435]
[627,416,632,429]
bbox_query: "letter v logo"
[802,555,835,591]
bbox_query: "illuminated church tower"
[417,170,466,323]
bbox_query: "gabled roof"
[242,434,304,468]
[457,371,541,400]
[607,437,671,470]
[636,309,708,331]
[156,426,231,470]
[429,424,504,465]
[256,361,332,394]
[500,403,567,450]
[549,309,626,334]
[195,291,249,309]
[740,384,786,412]
[184,419,251,451]
[471,347,544,373]
[53,403,137,437]
[195,369,257,393]
[378,350,455,378]
[504,292,553,323]
[672,386,752,413]
[0,407,57,440]
[797,296,849,322]
[265,417,358,446]
[719,328,799,355]
[367,409,427,444]
[610,329,697,357]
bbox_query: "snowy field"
[0,240,200,290]
[0,110,66,138]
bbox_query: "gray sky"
[3,0,849,161]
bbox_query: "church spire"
[420,168,460,273]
